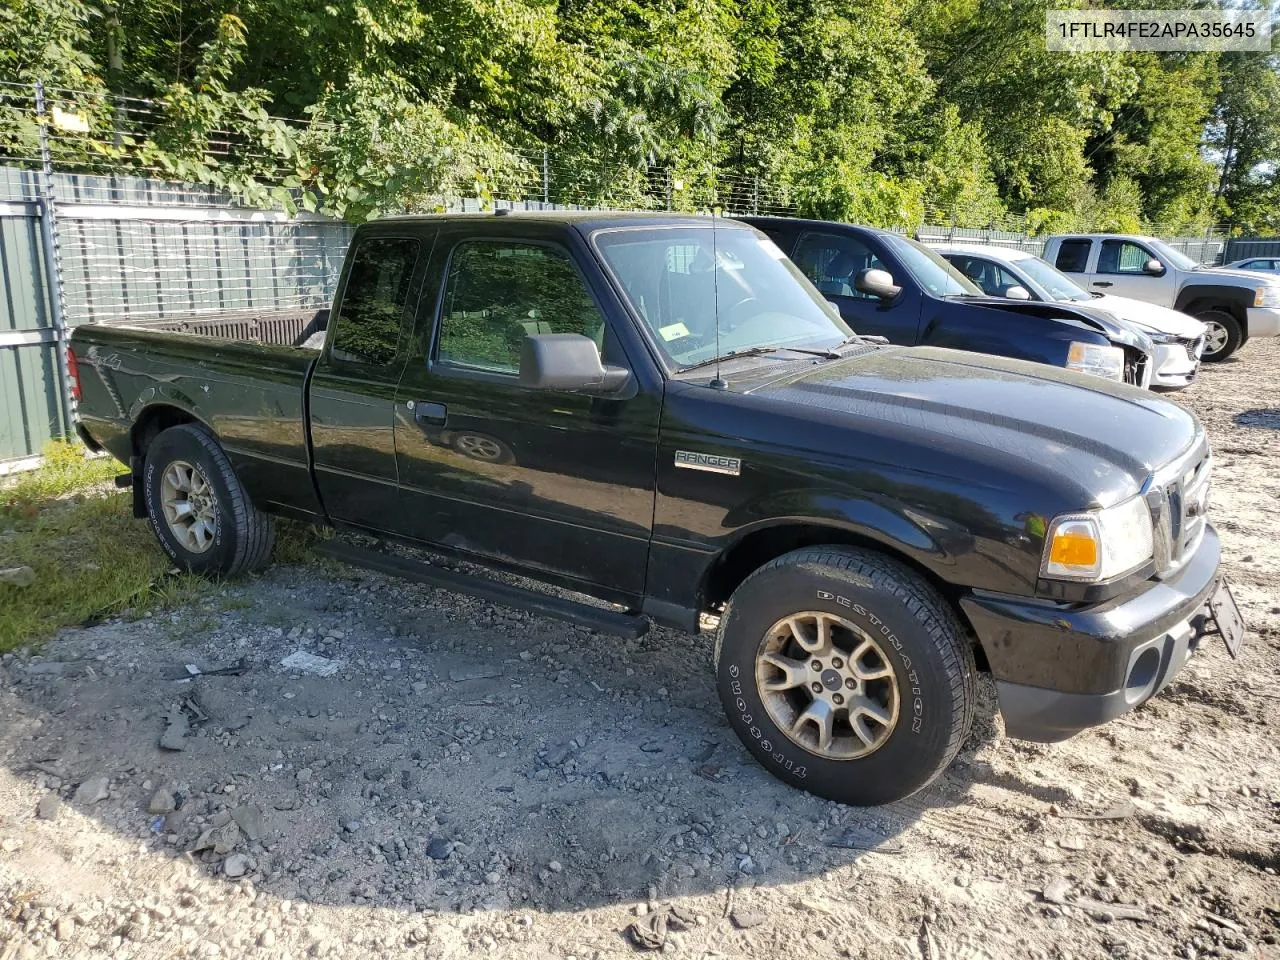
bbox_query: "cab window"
[946,256,1024,297]
[330,237,421,365]
[792,233,885,301]
[1053,239,1092,273]
[1098,240,1155,275]
[436,241,607,375]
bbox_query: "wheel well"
[703,523,988,670]
[131,405,197,461]
[1181,298,1244,325]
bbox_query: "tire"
[142,423,275,576]
[714,546,975,806]
[1196,309,1242,362]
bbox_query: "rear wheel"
[1196,309,1242,362]
[714,547,975,806]
[143,424,275,576]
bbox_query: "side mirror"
[854,268,901,301]
[1143,258,1165,276]
[1004,285,1033,301]
[519,333,630,394]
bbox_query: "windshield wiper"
[681,343,839,372]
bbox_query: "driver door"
[392,225,661,596]
[1091,239,1177,306]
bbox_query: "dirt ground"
[1,340,1277,960]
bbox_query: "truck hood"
[1086,294,1206,340]
[742,345,1197,503]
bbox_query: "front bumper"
[1245,306,1280,338]
[1150,341,1199,389]
[961,525,1222,742]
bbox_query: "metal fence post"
[33,81,76,432]
[541,148,550,204]
[752,174,760,215]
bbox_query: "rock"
[0,566,36,587]
[626,911,667,950]
[148,789,176,815]
[425,838,453,860]
[73,776,109,805]
[224,854,252,878]
[730,908,766,930]
[447,665,502,682]
[232,805,265,841]
[258,930,276,948]
[1,837,21,853]
[159,708,190,751]
[411,681,428,695]
[194,821,241,855]
[296,768,313,785]
[548,860,563,873]
[1042,876,1072,905]
[342,819,361,833]
[36,794,61,821]
[55,918,74,941]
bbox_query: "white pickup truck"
[1043,234,1280,362]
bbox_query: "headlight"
[1040,496,1154,582]
[1066,341,1124,380]
[1255,286,1280,308]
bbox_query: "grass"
[2,439,121,505]
[0,439,326,653]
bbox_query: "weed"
[1,439,120,508]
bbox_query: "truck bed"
[71,310,326,519]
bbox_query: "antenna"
[709,204,727,390]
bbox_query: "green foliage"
[1,440,119,506]
[4,0,1276,232]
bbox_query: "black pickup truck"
[742,217,1157,386]
[70,212,1243,806]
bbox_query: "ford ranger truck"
[1044,233,1280,362]
[70,212,1245,807]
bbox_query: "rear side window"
[1054,239,1092,273]
[436,241,606,375]
[330,237,421,364]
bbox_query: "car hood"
[960,296,1155,354]
[1190,265,1280,287]
[741,345,1198,504]
[1087,294,1206,340]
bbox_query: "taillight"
[66,346,81,402]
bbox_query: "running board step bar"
[316,540,649,639]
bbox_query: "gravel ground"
[1,341,1278,960]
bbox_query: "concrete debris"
[281,650,342,676]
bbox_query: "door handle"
[1092,281,1113,288]
[408,399,447,425]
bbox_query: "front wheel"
[714,547,975,806]
[1196,309,1242,362]
[143,423,275,576]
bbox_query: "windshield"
[882,235,982,297]
[1147,239,1198,271]
[1016,256,1093,301]
[593,225,852,368]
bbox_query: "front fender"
[720,487,973,574]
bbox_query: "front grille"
[1149,443,1211,577]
